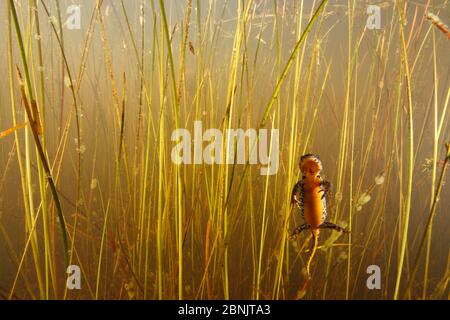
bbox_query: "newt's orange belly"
[303,187,324,234]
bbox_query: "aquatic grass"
[405,142,450,298]
[8,0,70,273]
[7,0,45,300]
[393,1,415,300]
[322,0,354,299]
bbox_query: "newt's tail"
[295,233,319,299]
[306,233,319,279]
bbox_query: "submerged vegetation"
[0,0,449,300]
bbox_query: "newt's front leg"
[319,179,331,200]
[291,180,304,208]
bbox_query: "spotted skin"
[291,179,327,223]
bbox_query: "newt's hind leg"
[318,221,350,233]
[290,224,311,239]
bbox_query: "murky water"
[0,0,449,300]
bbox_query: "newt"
[290,154,349,282]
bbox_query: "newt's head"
[299,154,322,177]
